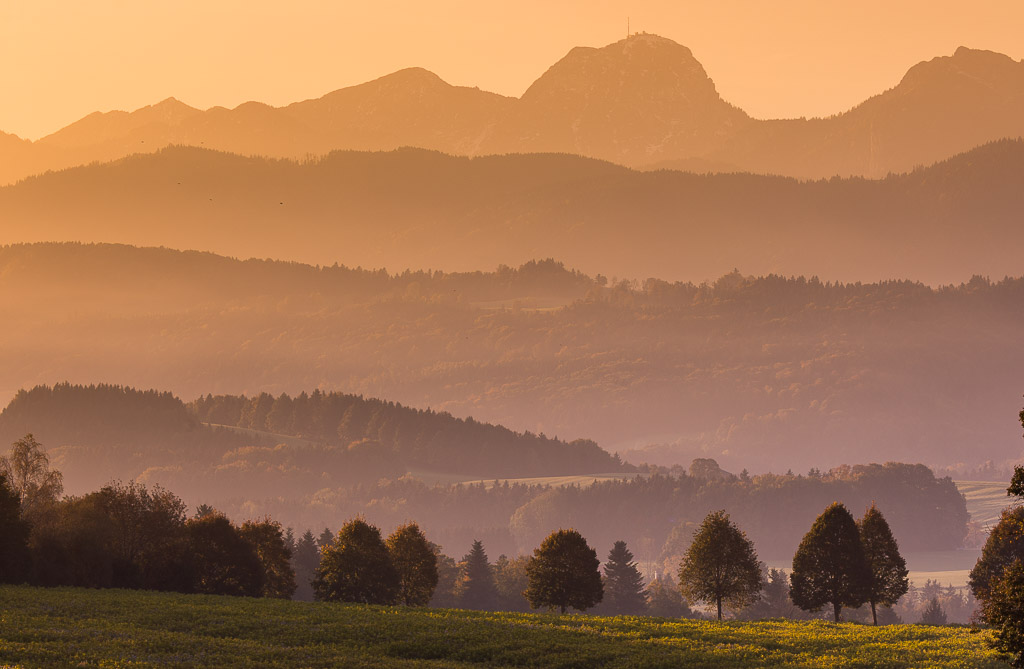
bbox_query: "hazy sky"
[2,0,1022,140]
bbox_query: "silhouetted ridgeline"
[3,36,1023,183]
[1,243,1022,474]
[3,139,1023,284]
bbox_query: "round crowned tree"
[386,522,438,606]
[858,503,908,625]
[314,518,399,604]
[678,510,763,620]
[525,529,603,614]
[790,502,871,622]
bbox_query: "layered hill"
[2,35,1023,183]
[2,141,1022,284]
[1,243,1022,478]
[0,383,626,497]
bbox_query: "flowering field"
[0,585,1008,668]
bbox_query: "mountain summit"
[2,36,1023,183]
[483,33,750,161]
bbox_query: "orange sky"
[2,0,1022,141]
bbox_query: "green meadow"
[0,585,1007,668]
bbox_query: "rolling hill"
[1,242,1022,479]
[2,140,1023,285]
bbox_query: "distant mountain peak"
[899,46,1024,89]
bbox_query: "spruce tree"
[602,540,647,615]
[525,529,603,614]
[790,502,871,622]
[456,539,499,610]
[678,510,763,620]
[920,596,948,625]
[291,529,320,601]
[386,522,438,606]
[858,503,909,625]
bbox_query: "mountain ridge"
[3,36,1023,184]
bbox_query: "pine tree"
[317,527,334,552]
[386,522,438,606]
[790,502,872,622]
[858,503,909,625]
[291,529,320,601]
[678,510,763,620]
[525,529,603,614]
[313,518,399,604]
[602,540,647,615]
[920,596,948,625]
[456,540,499,610]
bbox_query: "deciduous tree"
[790,502,871,622]
[239,518,297,599]
[979,558,1024,667]
[313,518,398,604]
[0,434,62,521]
[0,472,30,583]
[386,522,438,606]
[678,510,763,620]
[858,503,909,625]
[644,573,693,618]
[525,529,603,614]
[970,506,1024,602]
[186,513,263,597]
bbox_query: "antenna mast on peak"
[627,17,630,38]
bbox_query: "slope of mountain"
[1,243,1022,477]
[3,36,1023,184]
[2,141,1022,285]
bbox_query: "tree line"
[0,432,934,626]
[5,241,1022,479]
[965,407,1024,667]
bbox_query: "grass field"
[957,480,1014,530]
[0,586,1008,668]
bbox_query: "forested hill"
[189,391,627,478]
[2,139,1023,285]
[2,243,1023,475]
[0,384,628,497]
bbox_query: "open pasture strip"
[0,586,1008,668]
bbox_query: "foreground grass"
[0,586,1008,668]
